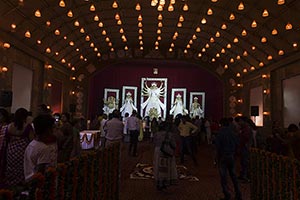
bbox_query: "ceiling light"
[54,29,60,35]
[11,23,17,29]
[112,1,118,8]
[233,37,239,43]
[243,68,247,73]
[85,35,90,41]
[196,27,201,32]
[216,53,220,57]
[236,55,241,60]
[69,41,74,46]
[63,36,67,40]
[25,30,31,38]
[35,10,41,17]
[250,66,256,71]
[293,43,298,48]
[215,31,220,37]
[94,15,99,21]
[236,73,241,77]
[46,21,51,27]
[74,21,80,26]
[90,42,95,47]
[157,5,163,11]
[61,58,66,63]
[278,50,284,55]
[80,28,85,33]
[183,3,188,11]
[272,29,278,35]
[98,22,103,27]
[229,13,235,20]
[157,29,161,34]
[252,46,256,50]
[205,43,210,48]
[224,64,228,69]
[238,2,244,10]
[221,23,227,29]
[177,22,182,27]
[65,10,72,18]
[174,32,178,37]
[261,37,267,43]
[158,14,163,20]
[138,22,143,27]
[259,62,264,67]
[46,48,51,53]
[71,67,75,71]
[251,20,257,28]
[139,41,143,45]
[108,42,112,47]
[76,48,79,52]
[59,0,65,7]
[136,3,141,10]
[221,48,225,53]
[117,20,122,25]
[207,8,213,15]
[102,30,107,35]
[105,37,110,42]
[120,28,124,34]
[267,55,272,60]
[210,37,215,43]
[186,44,191,49]
[227,43,231,48]
[90,4,96,12]
[155,46,159,50]
[179,15,184,22]
[171,0,175,4]
[169,48,173,52]
[55,52,59,55]
[171,43,174,47]
[198,53,202,57]
[138,14,143,21]
[157,36,162,40]
[184,49,188,54]
[262,9,269,17]
[168,4,174,11]
[158,22,163,27]
[230,58,235,63]
[189,40,193,44]
[211,58,216,62]
[124,46,128,50]
[285,23,292,30]
[277,0,285,5]
[115,13,120,20]
[192,34,197,40]
[201,18,207,24]
[241,29,247,36]
[243,51,248,56]
[37,40,42,44]
[211,0,218,2]
[202,48,206,52]
[139,29,143,34]
[151,0,157,6]
[155,41,159,46]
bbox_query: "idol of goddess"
[190,97,204,118]
[103,96,118,115]
[170,93,188,118]
[120,92,137,117]
[141,81,166,119]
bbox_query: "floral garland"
[0,189,13,200]
[44,167,57,200]
[57,163,67,200]
[30,173,45,200]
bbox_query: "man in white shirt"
[24,114,57,182]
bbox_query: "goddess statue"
[103,96,118,115]
[170,94,188,118]
[120,92,137,117]
[141,81,166,119]
[190,97,204,118]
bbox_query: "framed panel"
[122,86,137,107]
[140,77,168,119]
[103,88,120,115]
[120,86,138,117]
[189,92,205,118]
[170,88,187,118]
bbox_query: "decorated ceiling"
[0,0,299,80]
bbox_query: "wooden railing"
[0,143,120,200]
[250,148,300,200]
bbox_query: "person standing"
[127,110,140,156]
[215,118,242,200]
[104,110,123,147]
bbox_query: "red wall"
[88,60,224,121]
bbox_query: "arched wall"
[88,60,224,120]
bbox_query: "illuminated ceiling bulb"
[205,43,210,48]
[210,37,215,43]
[80,28,85,33]
[285,22,292,30]
[259,62,264,67]
[138,22,143,27]
[124,46,128,50]
[261,37,267,43]
[139,41,143,45]
[262,9,269,17]
[184,49,188,54]
[171,43,174,47]
[97,52,101,57]
[207,8,213,15]
[230,58,235,63]
[138,14,143,21]
[155,46,159,50]
[135,3,141,10]
[3,43,10,49]
[71,67,75,71]
[202,48,206,52]
[46,21,51,26]
[35,10,41,17]
[105,37,110,42]
[252,46,256,50]
[108,42,113,47]
[59,0,65,7]
[278,50,284,55]
[139,29,143,34]
[169,48,173,52]
[236,73,241,77]
[37,40,42,44]
[227,43,231,48]
[74,21,80,26]
[192,34,197,40]
[84,58,87,61]
[11,23,17,29]
[102,30,107,35]
[216,53,220,57]
[120,28,124,34]
[90,42,94,47]
[186,44,191,49]
[201,18,207,24]
[174,32,178,37]
[54,29,60,35]
[233,37,239,43]
[112,1,118,8]
[177,22,182,27]
[221,48,225,53]
[85,35,90,41]
[90,4,96,12]
[61,58,66,63]
[215,31,220,37]
[236,55,241,60]
[98,22,103,27]
[221,23,227,29]
[196,27,201,32]
[243,51,248,56]
[157,36,162,40]
[155,41,159,46]
[157,29,161,34]
[80,55,84,60]
[250,66,256,71]
[229,13,235,20]
[94,15,99,21]
[183,3,189,11]
[251,20,257,28]
[224,64,228,69]
[63,36,67,40]
[117,20,122,25]
[25,30,31,38]
[158,14,163,20]
[211,58,216,62]
[243,68,247,73]
[157,4,163,11]
[168,4,174,12]
[158,21,163,27]
[45,47,51,53]
[160,0,166,5]
[241,29,247,36]
[115,13,120,20]
[151,0,157,7]
[293,43,298,48]
[267,55,272,60]
[76,48,79,52]
[179,15,184,22]
[238,2,244,10]
[171,0,175,4]
[272,29,278,35]
[55,52,59,55]
[189,40,193,44]
[198,53,202,57]
[69,41,74,46]
[277,0,285,5]
[172,36,177,40]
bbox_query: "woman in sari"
[153,121,178,190]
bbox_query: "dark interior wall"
[88,60,224,120]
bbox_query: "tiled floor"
[119,140,250,200]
